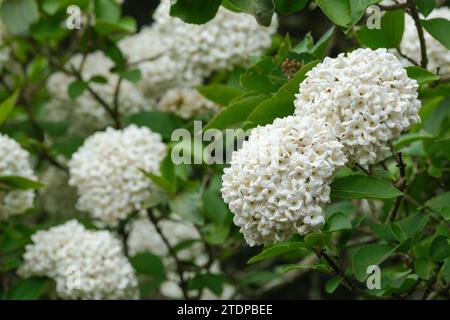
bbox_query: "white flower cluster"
[46,51,149,134]
[399,7,450,73]
[157,88,219,119]
[294,48,421,165]
[153,0,278,79]
[19,220,138,300]
[68,125,166,227]
[118,27,196,97]
[0,134,36,219]
[221,116,346,246]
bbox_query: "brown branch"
[147,209,190,299]
[407,0,428,68]
[422,262,444,300]
[386,144,407,222]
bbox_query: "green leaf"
[416,0,436,17]
[68,80,88,100]
[169,190,204,225]
[0,90,20,126]
[170,0,223,24]
[0,176,45,190]
[273,0,308,15]
[395,213,429,240]
[197,84,246,106]
[331,175,403,200]
[316,0,378,28]
[324,212,352,232]
[248,239,307,264]
[325,276,343,294]
[240,57,280,93]
[370,223,397,242]
[202,223,231,245]
[311,27,335,59]
[430,236,450,262]
[119,69,141,83]
[421,18,450,50]
[5,278,48,300]
[352,244,393,281]
[425,192,450,221]
[224,0,275,26]
[204,93,270,131]
[94,0,120,23]
[129,252,166,281]
[188,273,228,296]
[356,9,405,49]
[127,111,182,140]
[245,61,318,128]
[0,0,39,35]
[26,57,49,83]
[406,66,440,84]
[414,258,434,279]
[94,17,137,35]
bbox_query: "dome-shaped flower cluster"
[221,116,346,246]
[19,220,138,300]
[157,88,219,119]
[152,0,278,78]
[0,134,36,219]
[68,125,166,227]
[46,51,149,134]
[118,27,203,97]
[294,48,421,165]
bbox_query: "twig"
[396,47,419,66]
[147,209,190,299]
[386,143,407,222]
[422,262,444,300]
[407,0,428,68]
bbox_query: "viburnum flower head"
[19,220,138,299]
[294,48,421,165]
[0,134,36,219]
[68,125,166,226]
[221,116,346,246]
[153,0,278,78]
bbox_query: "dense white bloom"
[68,125,166,226]
[119,27,202,97]
[153,0,278,78]
[46,51,149,134]
[157,88,219,119]
[294,48,421,165]
[19,220,138,300]
[221,116,346,246]
[38,165,79,217]
[0,134,36,219]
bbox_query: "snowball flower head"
[153,0,278,78]
[157,88,219,119]
[294,48,421,165]
[119,27,201,97]
[19,220,138,300]
[0,134,36,219]
[221,116,346,246]
[68,125,166,226]
[46,51,149,134]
